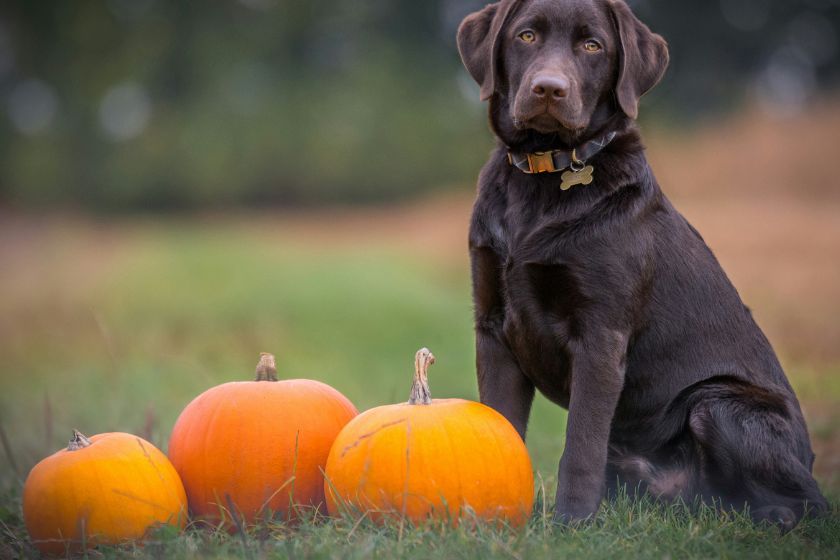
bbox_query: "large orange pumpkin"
[324,348,534,527]
[23,430,187,555]
[168,353,358,524]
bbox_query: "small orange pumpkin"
[168,353,358,524]
[23,430,187,555]
[324,348,534,527]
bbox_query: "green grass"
[2,489,838,559]
[0,219,838,558]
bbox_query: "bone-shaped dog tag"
[560,165,594,190]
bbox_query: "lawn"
[1,206,838,558]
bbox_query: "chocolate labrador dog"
[457,0,828,530]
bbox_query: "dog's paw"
[752,505,798,534]
[551,504,598,527]
[799,495,831,521]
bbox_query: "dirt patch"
[647,98,840,201]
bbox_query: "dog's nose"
[532,75,570,100]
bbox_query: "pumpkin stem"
[255,352,279,382]
[408,348,435,405]
[67,430,92,451]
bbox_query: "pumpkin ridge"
[135,437,167,485]
[487,406,533,521]
[90,443,118,544]
[472,405,508,516]
[135,436,186,517]
[200,390,227,515]
[401,417,413,520]
[63,457,85,545]
[109,437,152,539]
[438,411,465,521]
[340,417,408,458]
[128,436,158,511]
[109,487,172,512]
[121,443,155,533]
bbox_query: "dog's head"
[457,0,668,147]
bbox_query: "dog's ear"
[457,1,521,101]
[608,0,669,119]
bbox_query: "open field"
[1,101,840,557]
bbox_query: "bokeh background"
[3,0,839,209]
[1,0,839,515]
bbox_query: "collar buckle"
[526,151,556,173]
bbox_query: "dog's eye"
[518,30,537,44]
[583,39,602,52]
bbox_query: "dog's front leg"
[472,246,535,441]
[554,330,627,523]
[476,325,535,441]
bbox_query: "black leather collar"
[507,131,617,174]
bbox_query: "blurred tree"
[0,0,837,211]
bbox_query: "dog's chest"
[476,176,629,406]
[506,255,583,402]
[494,216,582,406]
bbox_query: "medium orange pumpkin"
[23,430,187,555]
[168,353,358,524]
[324,348,534,527]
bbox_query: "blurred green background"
[1,0,840,523]
[1,0,838,210]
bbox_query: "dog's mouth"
[512,107,588,135]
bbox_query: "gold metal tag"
[560,165,594,190]
[526,151,556,173]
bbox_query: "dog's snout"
[531,75,570,100]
